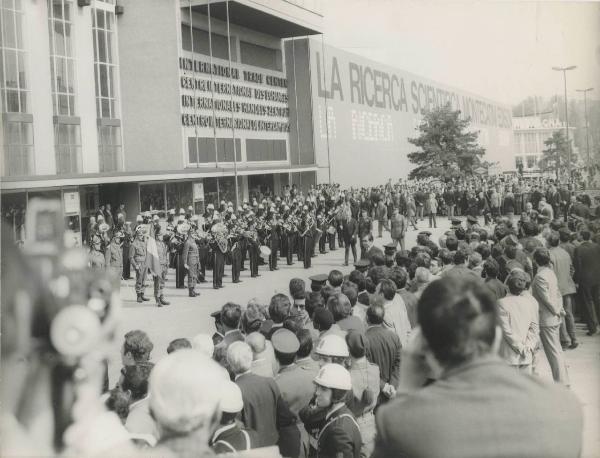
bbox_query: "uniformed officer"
[210,381,259,454]
[309,273,329,292]
[353,259,370,275]
[105,230,124,279]
[130,225,150,303]
[300,364,362,458]
[89,227,107,270]
[153,229,171,307]
[273,329,315,420]
[467,215,480,231]
[383,242,396,268]
[268,214,280,271]
[182,224,200,297]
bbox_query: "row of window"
[187,137,287,164]
[181,24,283,72]
[514,155,540,169]
[0,1,122,176]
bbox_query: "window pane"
[107,64,114,97]
[55,57,67,91]
[95,9,104,28]
[6,89,19,111]
[6,121,20,143]
[99,64,108,96]
[2,0,15,11]
[53,20,65,55]
[97,30,106,62]
[63,22,72,56]
[17,51,26,89]
[101,98,109,117]
[2,9,16,48]
[15,10,23,48]
[66,58,75,93]
[63,1,70,21]
[52,1,63,20]
[140,184,165,212]
[19,90,27,112]
[21,122,32,144]
[68,95,75,115]
[105,31,112,63]
[3,49,17,87]
[105,12,112,31]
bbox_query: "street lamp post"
[576,87,594,165]
[552,66,577,180]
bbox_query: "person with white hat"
[314,333,350,367]
[210,381,259,454]
[299,364,362,458]
[149,350,229,456]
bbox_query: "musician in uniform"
[230,216,242,284]
[317,209,328,255]
[268,213,280,271]
[130,225,150,303]
[247,214,260,278]
[211,217,228,290]
[300,206,314,269]
[153,228,171,307]
[284,211,296,266]
[182,224,200,297]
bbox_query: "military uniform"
[317,404,362,458]
[230,236,242,283]
[129,236,148,301]
[153,236,170,306]
[105,239,123,279]
[182,235,200,296]
[89,241,106,271]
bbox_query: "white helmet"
[314,363,352,390]
[314,334,349,358]
[219,381,244,413]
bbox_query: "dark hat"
[313,307,334,330]
[451,217,462,225]
[210,310,221,319]
[467,215,478,224]
[271,328,300,354]
[383,242,397,255]
[345,331,367,358]
[558,227,572,237]
[418,231,432,237]
[503,234,519,247]
[309,274,329,290]
[549,220,564,231]
[354,259,370,272]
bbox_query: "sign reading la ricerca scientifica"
[178,55,290,134]
[285,38,514,185]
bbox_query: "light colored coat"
[498,293,539,366]
[549,246,576,296]
[531,266,563,327]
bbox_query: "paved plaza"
[112,217,600,457]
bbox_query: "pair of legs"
[345,240,357,266]
[560,294,578,347]
[540,324,570,385]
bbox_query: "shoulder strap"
[241,429,251,450]
[317,413,360,442]
[214,439,236,453]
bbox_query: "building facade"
[1,0,322,244]
[512,114,577,177]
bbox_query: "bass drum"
[259,245,272,257]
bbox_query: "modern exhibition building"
[1,0,512,244]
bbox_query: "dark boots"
[137,293,143,303]
[156,295,170,307]
[188,288,198,297]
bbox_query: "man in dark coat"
[365,302,401,406]
[362,233,384,266]
[341,211,359,266]
[573,229,600,335]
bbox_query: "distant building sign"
[179,57,290,133]
[286,38,514,186]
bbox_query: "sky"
[320,0,600,106]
